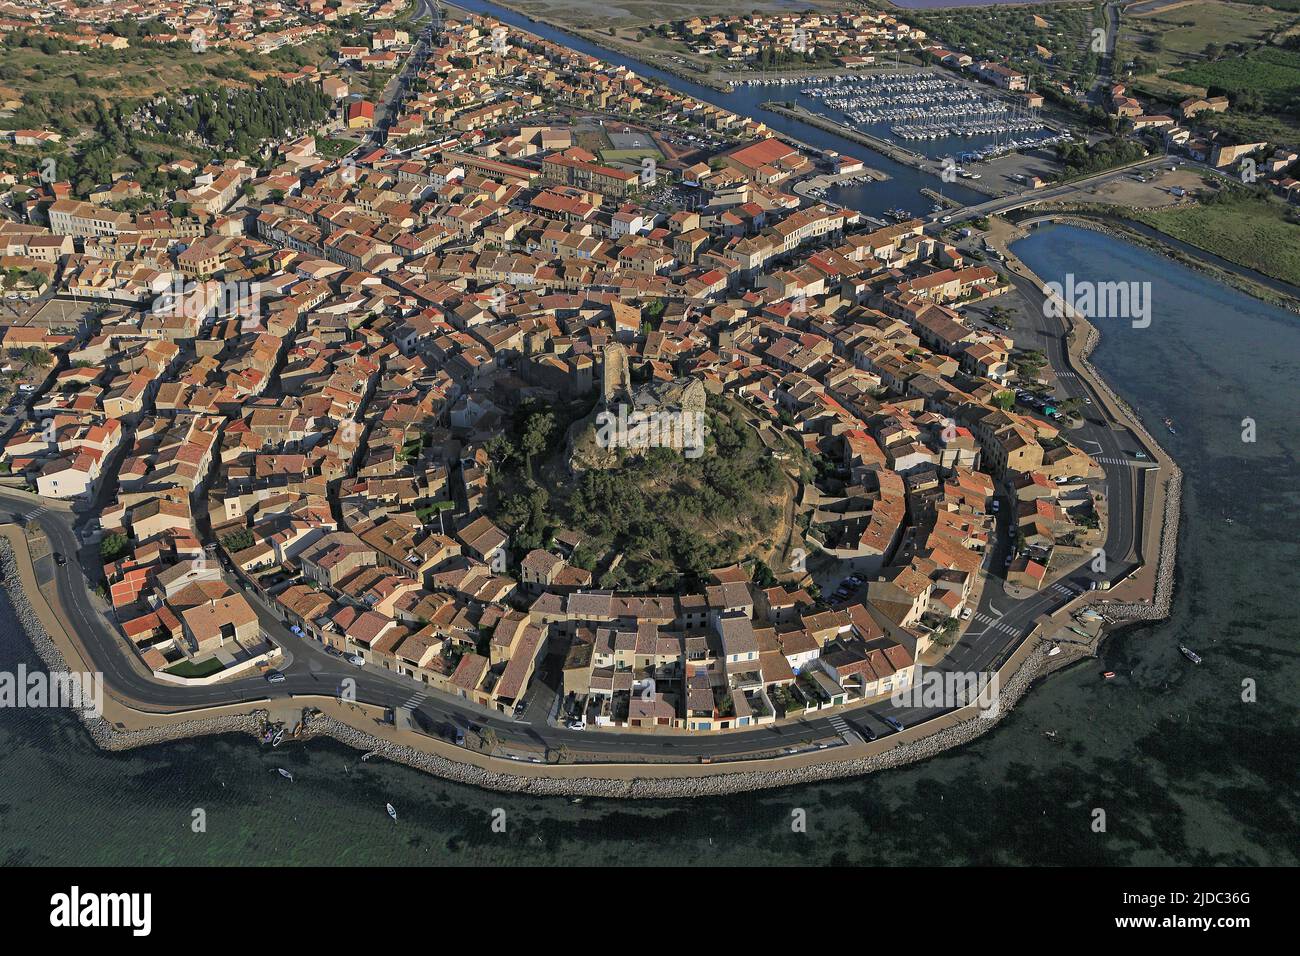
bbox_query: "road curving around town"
[3,518,1086,797]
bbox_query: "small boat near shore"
[277,768,294,782]
[1102,671,1117,680]
[1179,644,1202,664]
[386,802,398,822]
[1163,416,1177,435]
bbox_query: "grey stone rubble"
[0,540,268,750]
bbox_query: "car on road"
[513,700,527,718]
[446,724,466,746]
[1133,450,1148,460]
[961,607,973,621]
[346,653,365,667]
[884,716,905,732]
[858,723,877,742]
[566,718,586,731]
[990,499,1000,512]
[53,552,66,566]
[265,670,286,684]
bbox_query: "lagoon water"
[449,0,989,216]
[2,225,1296,865]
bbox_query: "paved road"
[930,156,1171,227]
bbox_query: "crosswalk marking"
[24,507,47,520]
[972,611,1020,635]
[401,691,428,711]
[1096,456,1154,467]
[827,715,853,742]
[1050,582,1078,595]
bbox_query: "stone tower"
[601,342,631,406]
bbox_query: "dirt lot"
[1064,164,1215,209]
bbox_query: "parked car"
[346,653,365,667]
[884,715,905,732]
[265,670,286,684]
[961,607,973,621]
[53,553,66,566]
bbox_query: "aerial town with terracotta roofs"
[0,4,1123,741]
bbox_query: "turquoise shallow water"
[1,224,1297,865]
